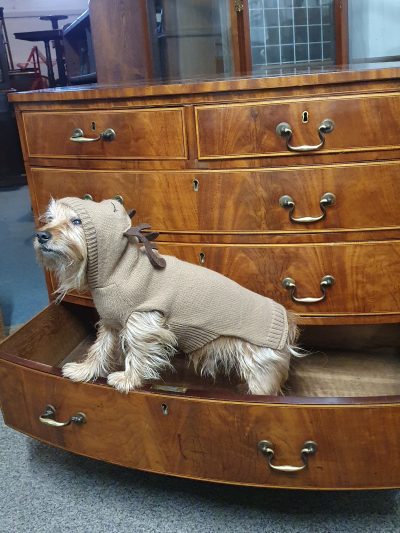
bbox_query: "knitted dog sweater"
[60,198,289,353]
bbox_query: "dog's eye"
[71,218,82,226]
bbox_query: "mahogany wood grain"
[6,66,400,489]
[195,92,400,159]
[0,304,95,365]
[0,359,399,489]
[229,0,252,74]
[157,241,400,316]
[30,161,400,234]
[56,294,400,326]
[20,149,400,173]
[2,303,399,403]
[8,66,400,103]
[22,108,188,160]
[89,0,155,83]
[334,0,349,65]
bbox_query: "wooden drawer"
[30,161,400,234]
[195,93,400,160]
[158,241,400,318]
[22,108,187,160]
[1,303,399,489]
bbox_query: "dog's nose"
[36,231,52,244]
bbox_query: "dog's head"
[34,198,88,296]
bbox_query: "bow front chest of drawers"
[1,67,400,489]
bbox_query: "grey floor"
[0,185,48,327]
[0,186,399,532]
[1,416,399,533]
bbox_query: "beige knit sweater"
[60,198,288,353]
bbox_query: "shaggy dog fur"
[35,199,302,394]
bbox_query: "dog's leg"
[62,320,118,382]
[191,337,290,395]
[107,311,177,393]
[242,347,290,395]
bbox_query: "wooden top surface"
[8,63,400,103]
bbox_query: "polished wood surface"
[30,161,400,234]
[5,66,400,489]
[195,93,400,159]
[90,0,155,82]
[0,357,399,489]
[1,306,400,490]
[157,241,400,316]
[8,65,400,102]
[22,108,187,160]
[3,303,399,403]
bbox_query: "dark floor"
[0,185,48,327]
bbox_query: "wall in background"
[349,0,400,61]
[2,0,88,76]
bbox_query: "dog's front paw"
[107,371,141,393]
[62,361,98,382]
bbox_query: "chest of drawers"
[1,67,400,489]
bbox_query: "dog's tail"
[286,310,309,358]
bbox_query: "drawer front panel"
[0,360,399,489]
[158,241,400,315]
[196,93,400,159]
[31,162,400,233]
[23,108,187,160]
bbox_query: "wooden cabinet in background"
[88,0,349,83]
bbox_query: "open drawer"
[0,303,399,490]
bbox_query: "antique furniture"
[89,0,349,83]
[14,30,64,88]
[39,15,68,86]
[1,64,400,490]
[63,10,96,86]
[0,13,24,185]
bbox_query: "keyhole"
[161,403,169,416]
[302,111,309,124]
[91,121,96,131]
[192,178,200,192]
[199,252,206,265]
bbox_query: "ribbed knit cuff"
[268,302,288,350]
[60,198,99,289]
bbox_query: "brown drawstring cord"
[123,223,166,269]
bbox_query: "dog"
[34,197,302,395]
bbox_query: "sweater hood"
[59,197,134,289]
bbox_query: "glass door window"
[154,0,234,79]
[248,0,336,68]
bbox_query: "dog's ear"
[127,209,136,219]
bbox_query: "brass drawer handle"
[279,192,336,224]
[282,275,335,304]
[258,440,317,473]
[39,404,86,428]
[276,119,334,152]
[70,128,116,143]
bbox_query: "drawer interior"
[1,303,399,399]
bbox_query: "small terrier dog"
[34,197,301,395]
